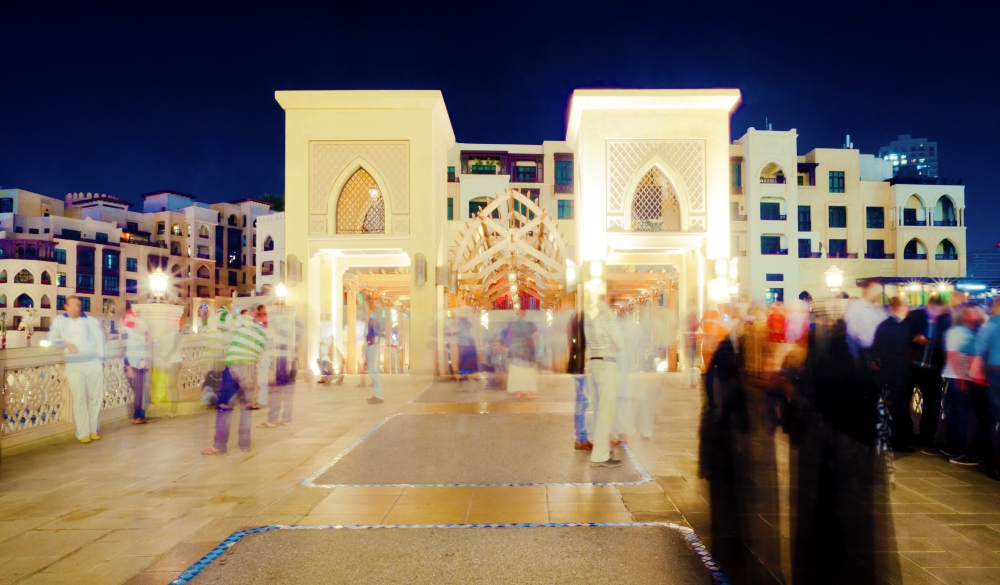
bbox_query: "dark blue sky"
[3,1,997,250]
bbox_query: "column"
[667,281,678,372]
[306,252,321,376]
[345,278,358,375]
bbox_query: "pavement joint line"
[298,412,654,489]
[168,522,731,585]
[406,381,437,403]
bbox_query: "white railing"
[1,335,214,454]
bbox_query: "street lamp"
[825,265,844,298]
[275,282,288,306]
[149,268,169,304]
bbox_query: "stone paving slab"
[411,377,576,404]
[305,413,649,487]
[181,524,715,585]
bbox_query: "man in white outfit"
[584,294,626,467]
[48,295,107,443]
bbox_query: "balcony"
[903,218,924,227]
[799,252,822,259]
[904,253,928,260]
[935,254,958,260]
[865,253,896,259]
[760,177,787,184]
[731,214,748,222]
[829,252,859,259]
[197,253,210,259]
[762,249,788,256]
[761,214,787,221]
[553,182,573,194]
[934,220,958,227]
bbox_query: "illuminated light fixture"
[589,259,603,279]
[957,283,987,292]
[824,265,844,297]
[714,258,728,278]
[727,282,739,297]
[275,282,288,306]
[729,258,738,281]
[149,268,169,303]
[368,187,380,200]
[937,283,950,292]
[907,283,920,291]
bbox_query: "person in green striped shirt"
[203,311,267,455]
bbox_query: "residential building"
[879,134,939,179]
[255,211,285,293]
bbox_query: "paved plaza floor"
[0,372,999,584]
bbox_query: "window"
[0,197,12,213]
[126,279,138,294]
[57,272,66,287]
[102,274,120,294]
[447,198,454,221]
[229,271,237,286]
[797,175,804,186]
[828,206,847,228]
[28,228,38,234]
[828,171,845,193]
[760,202,783,220]
[447,166,456,181]
[77,273,94,292]
[798,238,812,258]
[55,249,66,264]
[866,240,885,259]
[730,202,740,219]
[761,236,784,255]
[61,228,81,240]
[903,208,919,226]
[215,269,220,284]
[242,272,247,284]
[765,288,784,304]
[866,207,885,229]
[95,232,108,243]
[829,239,848,257]
[80,297,90,312]
[77,249,95,267]
[731,163,741,188]
[15,226,23,233]
[127,221,139,232]
[157,222,165,235]
[56,295,66,311]
[126,257,138,272]
[243,215,247,227]
[555,160,573,185]
[187,224,192,237]
[798,206,811,231]
[557,199,574,219]
[103,252,119,271]
[514,165,537,183]
[766,273,784,282]
[171,224,181,236]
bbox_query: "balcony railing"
[762,248,788,256]
[731,214,748,222]
[197,253,210,259]
[935,253,958,260]
[934,220,958,227]
[865,253,896,259]
[761,214,787,221]
[760,177,787,184]
[904,253,928,260]
[799,252,821,258]
[828,252,859,259]
[903,218,924,226]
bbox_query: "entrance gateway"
[275,89,742,374]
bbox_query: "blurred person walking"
[48,295,107,444]
[507,310,539,400]
[261,312,300,428]
[203,310,267,454]
[843,280,887,444]
[585,295,626,467]
[905,295,952,451]
[122,309,153,424]
[942,304,986,465]
[568,309,592,450]
[973,298,1000,479]
[365,307,385,404]
[873,297,915,451]
[682,306,700,387]
[251,304,270,409]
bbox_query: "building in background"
[0,188,274,333]
[255,211,285,293]
[879,134,939,179]
[967,250,1000,289]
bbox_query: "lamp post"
[149,268,169,304]
[275,282,288,306]
[824,265,844,298]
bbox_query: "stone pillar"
[345,279,359,375]
[667,282,678,372]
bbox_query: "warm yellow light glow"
[729,258,738,281]
[149,269,169,294]
[276,282,288,299]
[714,258,727,278]
[590,259,602,278]
[824,265,844,290]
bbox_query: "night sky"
[3,2,997,250]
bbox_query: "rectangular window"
[829,239,848,257]
[80,297,90,312]
[828,206,847,228]
[798,238,812,258]
[797,175,804,186]
[229,271,237,286]
[798,206,811,231]
[77,273,94,292]
[102,274,120,294]
[866,239,885,259]
[56,295,66,311]
[903,208,919,226]
[557,199,574,219]
[28,228,38,234]
[126,279,138,294]
[77,249,95,267]
[731,163,741,188]
[15,226,23,233]
[765,288,784,304]
[828,171,845,193]
[126,257,138,272]
[447,198,453,221]
[766,273,784,282]
[57,272,66,287]
[157,222,165,235]
[447,166,456,181]
[61,228,81,240]
[127,221,139,232]
[103,252,119,271]
[55,249,66,264]
[215,269,220,284]
[95,232,108,243]
[760,202,783,220]
[514,165,537,183]
[730,202,740,219]
[761,235,783,255]
[0,197,12,213]
[555,160,574,185]
[866,207,885,229]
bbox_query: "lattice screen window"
[337,169,386,234]
[631,167,681,231]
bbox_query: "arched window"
[903,195,926,226]
[14,269,33,284]
[904,239,927,260]
[171,224,181,236]
[41,271,51,285]
[171,242,181,256]
[0,269,7,283]
[228,214,238,226]
[0,293,6,307]
[934,196,957,226]
[15,293,33,308]
[197,266,210,279]
[171,264,182,279]
[200,225,210,238]
[631,166,681,232]
[263,236,274,251]
[40,294,51,309]
[759,162,786,184]
[936,239,958,260]
[336,168,385,234]
[798,291,813,302]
